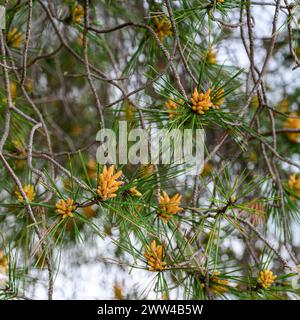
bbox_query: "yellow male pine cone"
[129,187,142,197]
[191,88,213,115]
[97,165,124,200]
[7,27,22,48]
[165,98,183,118]
[158,191,182,223]
[113,283,124,300]
[0,251,8,274]
[153,16,172,42]
[288,174,300,197]
[144,240,166,271]
[72,3,84,24]
[206,48,217,64]
[56,198,76,219]
[213,88,225,108]
[210,271,229,294]
[15,184,36,202]
[257,269,277,289]
[284,113,300,143]
[86,159,98,178]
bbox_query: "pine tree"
[0,0,300,300]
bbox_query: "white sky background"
[23,1,300,299]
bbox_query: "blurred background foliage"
[0,0,300,300]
